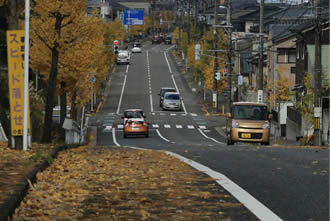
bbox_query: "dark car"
[158,87,177,107]
[152,35,161,44]
[165,36,172,44]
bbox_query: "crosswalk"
[102,124,208,131]
[151,112,198,117]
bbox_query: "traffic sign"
[123,10,144,25]
[195,44,200,60]
[238,75,243,85]
[215,72,220,80]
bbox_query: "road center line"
[116,75,127,115]
[164,151,283,221]
[126,64,129,73]
[147,51,153,113]
[171,74,187,114]
[198,129,225,145]
[112,128,120,147]
[164,51,173,74]
[156,129,171,143]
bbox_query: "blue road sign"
[123,10,144,25]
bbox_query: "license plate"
[241,133,251,139]
[132,128,140,131]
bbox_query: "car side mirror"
[268,114,273,120]
[226,113,231,119]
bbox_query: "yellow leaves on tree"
[266,67,291,110]
[203,59,227,93]
[30,0,108,109]
[130,16,150,37]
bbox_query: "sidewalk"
[0,141,258,220]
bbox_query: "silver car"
[162,92,182,111]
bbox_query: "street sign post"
[123,10,144,25]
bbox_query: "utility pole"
[227,0,233,111]
[194,0,198,42]
[257,0,264,103]
[313,0,322,145]
[212,0,218,112]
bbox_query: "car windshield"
[124,111,143,118]
[232,105,268,120]
[161,89,176,96]
[118,52,128,57]
[165,94,180,100]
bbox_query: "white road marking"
[191,113,198,117]
[112,128,120,147]
[199,126,207,130]
[150,94,154,112]
[164,151,283,221]
[187,125,195,129]
[152,124,159,128]
[171,74,187,114]
[160,113,165,116]
[197,128,224,145]
[117,125,123,129]
[164,51,172,74]
[170,113,176,116]
[152,113,156,116]
[156,129,171,143]
[126,64,129,73]
[166,45,175,51]
[164,124,171,128]
[116,75,127,115]
[176,125,183,129]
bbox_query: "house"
[287,17,330,144]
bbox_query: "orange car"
[123,118,149,138]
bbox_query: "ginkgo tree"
[30,0,109,143]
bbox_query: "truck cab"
[226,102,272,145]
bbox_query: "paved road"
[93,41,329,221]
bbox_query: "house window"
[277,48,286,63]
[288,49,296,63]
[277,48,296,64]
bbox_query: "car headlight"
[262,121,270,129]
[232,121,239,128]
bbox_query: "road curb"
[0,145,66,221]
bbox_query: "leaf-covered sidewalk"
[2,144,257,220]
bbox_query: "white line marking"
[164,51,172,74]
[164,124,171,128]
[191,113,198,117]
[152,124,159,128]
[198,128,224,144]
[164,151,283,221]
[112,128,120,147]
[187,125,195,129]
[126,64,129,73]
[116,75,127,115]
[152,113,156,116]
[156,129,171,142]
[199,126,207,130]
[176,125,183,129]
[170,113,176,116]
[117,125,123,129]
[150,94,154,112]
[166,45,175,51]
[160,113,165,116]
[171,74,187,114]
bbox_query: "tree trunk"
[71,88,78,121]
[8,0,18,30]
[41,45,59,143]
[41,14,63,143]
[60,82,66,141]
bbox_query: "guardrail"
[62,118,88,145]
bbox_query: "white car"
[131,46,142,53]
[116,50,130,64]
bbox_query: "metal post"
[257,0,264,104]
[212,0,218,112]
[23,0,30,151]
[227,0,233,112]
[313,0,322,145]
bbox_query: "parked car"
[122,109,146,124]
[116,50,130,64]
[226,102,272,145]
[162,92,182,111]
[158,87,177,107]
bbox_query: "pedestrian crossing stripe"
[170,113,176,116]
[108,124,207,130]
